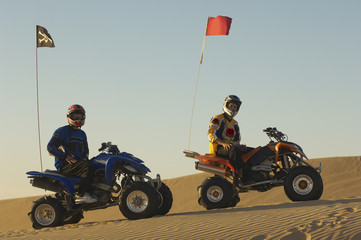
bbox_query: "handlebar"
[263,127,276,133]
[263,127,288,142]
[98,142,108,151]
[98,142,120,154]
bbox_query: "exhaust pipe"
[93,182,120,193]
[195,161,227,176]
[31,177,63,193]
[93,183,112,191]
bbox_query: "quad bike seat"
[43,169,67,177]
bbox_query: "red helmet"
[67,104,86,128]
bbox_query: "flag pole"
[35,27,43,172]
[199,18,209,65]
[187,17,209,150]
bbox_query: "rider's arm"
[208,116,221,143]
[233,122,241,144]
[47,128,67,160]
[82,132,89,160]
[209,116,232,150]
[215,139,228,145]
[232,122,247,150]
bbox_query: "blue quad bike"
[27,142,173,229]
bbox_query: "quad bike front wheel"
[284,166,323,201]
[154,182,173,216]
[30,196,65,229]
[198,177,235,210]
[119,182,160,220]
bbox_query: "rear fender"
[195,154,236,173]
[26,171,80,194]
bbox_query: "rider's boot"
[75,192,98,204]
[242,178,256,186]
[241,165,256,185]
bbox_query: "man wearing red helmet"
[47,104,97,203]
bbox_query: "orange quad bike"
[183,127,323,210]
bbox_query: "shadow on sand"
[165,197,361,218]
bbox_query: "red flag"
[206,16,232,36]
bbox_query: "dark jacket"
[47,125,89,170]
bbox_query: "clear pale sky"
[1,0,360,200]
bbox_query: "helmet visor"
[69,112,85,121]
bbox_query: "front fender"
[275,142,308,161]
[104,153,150,182]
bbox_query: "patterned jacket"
[208,113,240,154]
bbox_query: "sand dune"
[1,156,361,239]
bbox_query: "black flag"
[36,25,55,48]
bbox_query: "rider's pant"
[216,145,245,172]
[60,159,95,195]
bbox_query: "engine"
[92,188,111,204]
[251,159,273,172]
[250,159,273,182]
[92,169,121,204]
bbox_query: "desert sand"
[1,156,361,239]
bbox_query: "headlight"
[292,145,300,151]
[124,165,138,173]
[95,159,107,165]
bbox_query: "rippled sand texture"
[1,156,361,240]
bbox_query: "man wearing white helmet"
[208,95,248,178]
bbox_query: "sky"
[1,0,360,200]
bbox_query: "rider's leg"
[216,145,244,172]
[241,163,254,184]
[60,160,95,195]
[216,145,255,184]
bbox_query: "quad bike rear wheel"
[154,182,173,216]
[119,182,160,220]
[30,196,65,229]
[64,211,84,224]
[198,177,235,210]
[228,194,240,208]
[284,166,323,201]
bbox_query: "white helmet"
[223,95,242,117]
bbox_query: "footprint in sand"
[103,219,122,225]
[328,212,339,217]
[250,234,269,240]
[309,220,324,230]
[279,228,311,240]
[330,215,348,228]
[351,232,361,240]
[345,207,357,213]
[77,222,100,228]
